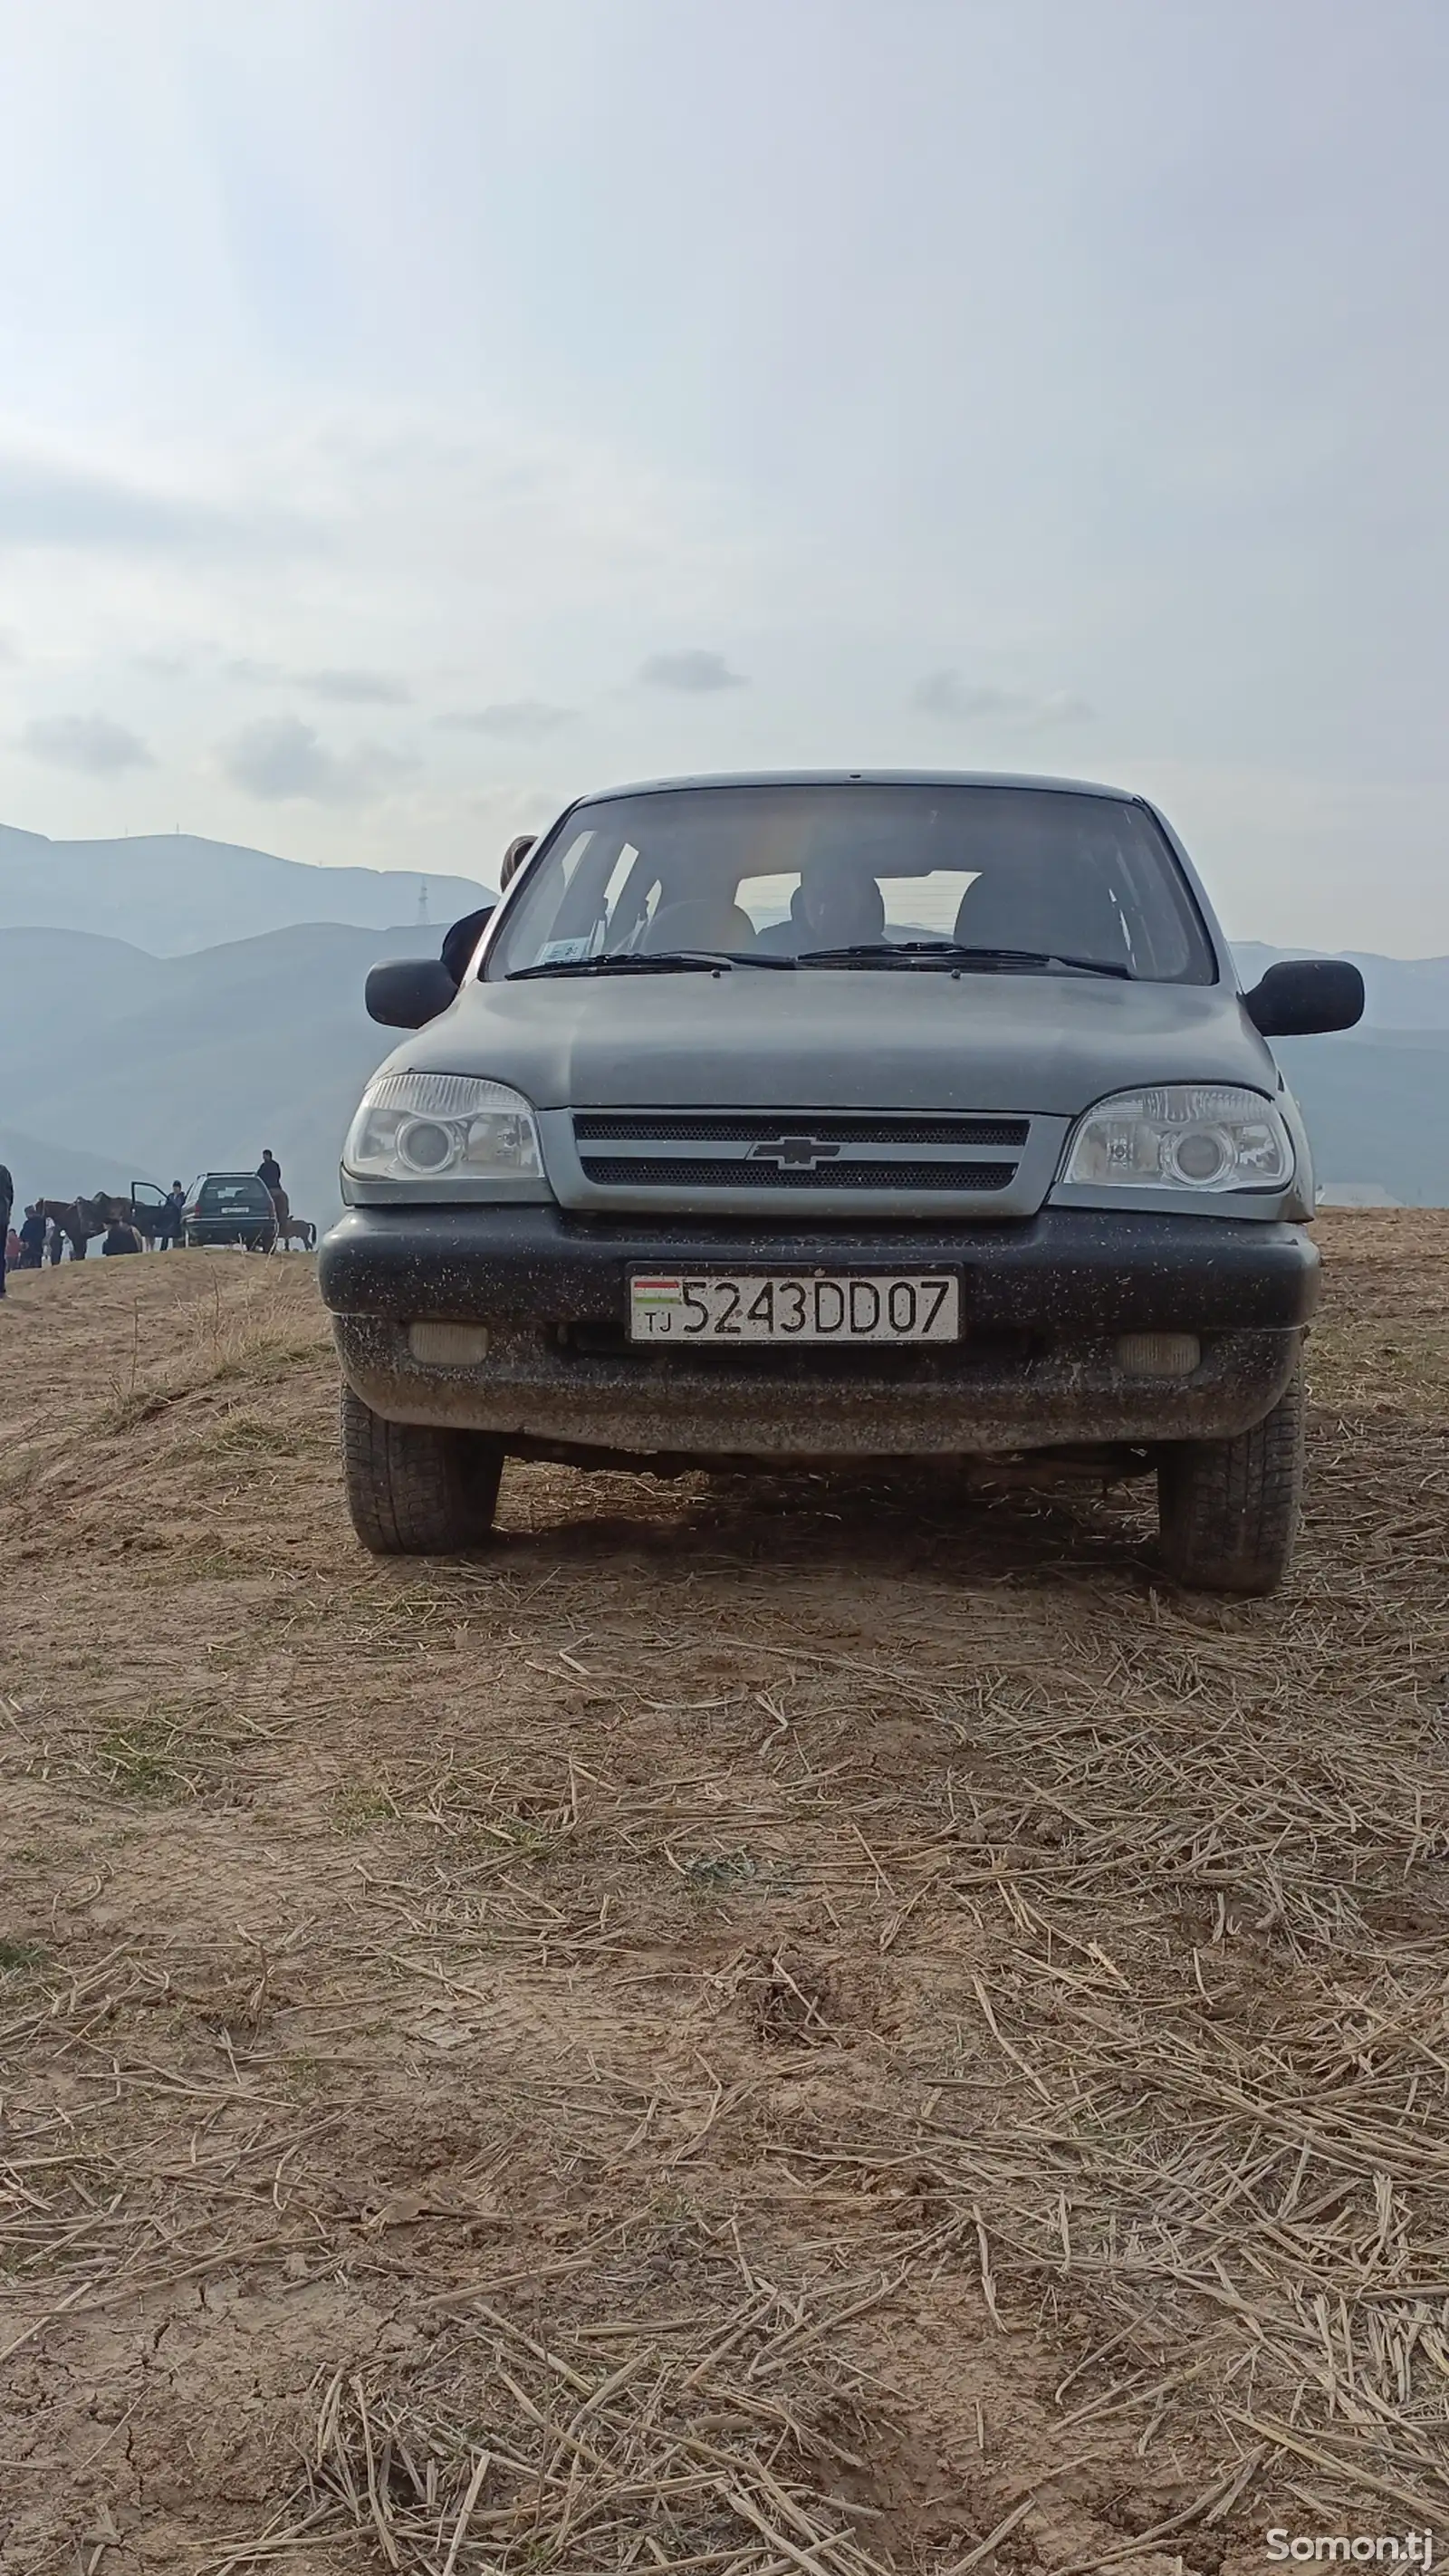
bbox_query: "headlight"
[1060,1085,1292,1194]
[344,1071,542,1183]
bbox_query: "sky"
[1,0,1446,952]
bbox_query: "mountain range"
[1233,943,1449,1031]
[0,822,491,955]
[1,826,1444,1217]
[0,919,447,1229]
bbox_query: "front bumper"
[319,1204,1317,1461]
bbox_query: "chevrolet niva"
[318,773,1363,1593]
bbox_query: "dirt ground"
[1,1214,1447,2576]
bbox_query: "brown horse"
[261,1184,313,1251]
[37,1197,110,1259]
[88,1193,149,1245]
[93,1190,175,1247]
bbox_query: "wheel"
[1156,1360,1304,1595]
[340,1381,505,1554]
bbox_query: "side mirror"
[1243,958,1364,1038]
[439,905,494,986]
[365,956,459,1029]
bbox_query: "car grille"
[579,1156,1015,1190]
[572,1113,1029,1147]
[571,1110,1031,1196]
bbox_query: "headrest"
[644,898,758,954]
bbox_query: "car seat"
[794,867,887,949]
[642,895,760,954]
[756,886,811,955]
[954,853,1127,963]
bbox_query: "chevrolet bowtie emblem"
[747,1137,842,1168]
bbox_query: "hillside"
[1238,943,1449,1201]
[1237,940,1449,1031]
[0,1124,162,1209]
[5,918,1449,1218]
[1,1218,1446,2564]
[0,822,493,955]
[0,919,444,1224]
[1276,1028,1449,1206]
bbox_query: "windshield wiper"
[794,941,1132,979]
[505,949,784,982]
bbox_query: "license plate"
[629,1272,959,1343]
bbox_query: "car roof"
[570,768,1139,807]
[198,1171,267,1185]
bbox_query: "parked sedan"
[183,1172,278,1252]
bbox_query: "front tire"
[341,1383,505,1555]
[1156,1361,1304,1596]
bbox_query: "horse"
[259,1184,313,1251]
[37,1197,110,1260]
[89,1192,159,1246]
[125,1197,167,1247]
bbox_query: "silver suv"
[319,772,1362,1592]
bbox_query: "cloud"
[0,450,317,559]
[911,671,1094,728]
[132,650,192,679]
[299,668,412,705]
[224,657,285,685]
[638,649,747,693]
[221,658,410,703]
[436,699,576,737]
[21,713,154,774]
[1019,689,1095,727]
[219,714,417,806]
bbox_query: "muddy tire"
[341,1383,505,1554]
[1156,1361,1304,1595]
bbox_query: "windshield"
[198,1180,268,1216]
[485,783,1216,985]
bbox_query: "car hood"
[386,966,1280,1115]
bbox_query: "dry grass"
[92,1266,331,1431]
[0,1218,1446,2574]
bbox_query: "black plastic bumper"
[319,1203,1319,1335]
[321,1205,1313,1459]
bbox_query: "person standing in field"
[101,1215,142,1254]
[158,1181,186,1249]
[18,1206,45,1268]
[0,1163,12,1297]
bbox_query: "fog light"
[1117,1331,1201,1379]
[408,1321,491,1366]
